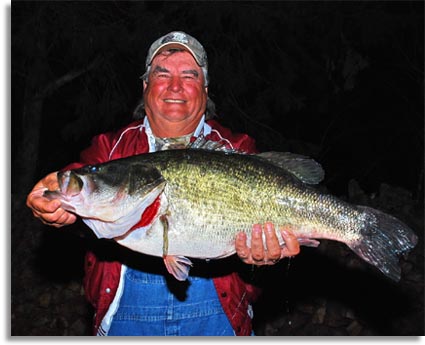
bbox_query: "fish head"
[44,159,166,222]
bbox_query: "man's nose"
[168,76,183,92]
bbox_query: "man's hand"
[26,172,77,228]
[235,222,300,265]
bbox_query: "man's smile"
[163,99,186,104]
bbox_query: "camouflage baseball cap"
[145,31,209,85]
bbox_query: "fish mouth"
[58,171,83,197]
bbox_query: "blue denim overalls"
[108,266,235,336]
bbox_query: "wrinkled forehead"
[151,49,200,69]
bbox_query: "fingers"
[280,227,300,257]
[264,222,282,261]
[250,224,265,262]
[235,231,250,260]
[236,224,270,265]
[26,172,76,228]
[27,174,60,213]
[34,207,77,228]
[27,192,61,214]
[236,223,301,266]
[235,225,267,264]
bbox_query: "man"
[26,31,300,336]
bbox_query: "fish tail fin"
[347,206,417,281]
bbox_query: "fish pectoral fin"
[163,255,193,281]
[297,238,321,247]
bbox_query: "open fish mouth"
[57,171,83,197]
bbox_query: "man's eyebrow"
[182,69,199,78]
[152,66,169,74]
[152,66,199,78]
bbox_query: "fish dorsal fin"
[189,135,242,154]
[256,152,325,184]
[188,137,323,183]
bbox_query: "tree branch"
[34,55,105,100]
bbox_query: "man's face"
[143,50,208,131]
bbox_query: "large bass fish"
[44,145,417,282]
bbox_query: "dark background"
[11,1,424,336]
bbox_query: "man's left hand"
[235,222,300,265]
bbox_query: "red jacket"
[65,118,261,336]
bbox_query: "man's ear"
[143,81,148,91]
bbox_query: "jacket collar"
[143,115,211,152]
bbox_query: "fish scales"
[44,148,418,281]
[137,151,360,258]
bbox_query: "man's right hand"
[26,172,77,228]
